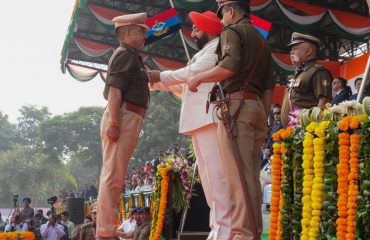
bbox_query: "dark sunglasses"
[273,112,281,115]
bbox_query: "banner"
[145,8,181,45]
[251,14,272,39]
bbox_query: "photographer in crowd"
[40,214,65,240]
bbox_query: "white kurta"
[152,37,232,240]
[153,37,220,134]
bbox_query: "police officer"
[96,12,149,240]
[188,0,275,239]
[72,202,97,240]
[281,32,333,126]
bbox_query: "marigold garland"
[269,142,283,240]
[308,121,329,239]
[149,165,172,240]
[300,129,315,240]
[0,231,35,240]
[336,131,350,240]
[346,133,361,240]
[280,127,295,239]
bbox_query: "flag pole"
[356,53,370,102]
[168,0,191,62]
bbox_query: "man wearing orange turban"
[149,10,232,240]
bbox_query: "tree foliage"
[16,105,51,148]
[0,97,189,206]
[0,145,66,207]
[0,111,19,152]
[133,92,190,168]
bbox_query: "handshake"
[147,70,161,85]
[146,69,201,92]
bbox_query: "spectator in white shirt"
[40,214,65,240]
[4,214,28,232]
[116,207,140,240]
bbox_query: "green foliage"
[132,92,190,168]
[0,145,66,207]
[0,111,20,151]
[16,105,51,148]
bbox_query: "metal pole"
[166,170,174,240]
[356,53,370,102]
[179,160,198,233]
[168,0,191,62]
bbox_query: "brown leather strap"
[124,102,146,118]
[228,91,258,100]
[241,35,266,91]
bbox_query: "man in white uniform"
[116,207,139,240]
[149,10,231,240]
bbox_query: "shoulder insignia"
[223,42,232,51]
[322,79,329,87]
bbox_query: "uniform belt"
[227,91,258,100]
[124,102,146,117]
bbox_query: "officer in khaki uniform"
[281,32,333,127]
[188,0,275,239]
[96,13,149,240]
[119,207,151,240]
[72,203,97,240]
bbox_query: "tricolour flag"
[251,14,272,39]
[145,8,181,45]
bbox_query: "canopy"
[60,0,370,104]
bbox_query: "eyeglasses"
[273,112,281,115]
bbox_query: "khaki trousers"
[217,99,267,240]
[191,124,232,240]
[96,107,143,238]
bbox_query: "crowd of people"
[58,183,98,204]
[0,196,153,240]
[0,198,76,240]
[123,145,187,196]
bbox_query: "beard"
[194,34,209,50]
[290,54,300,65]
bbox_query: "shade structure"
[60,0,370,104]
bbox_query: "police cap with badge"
[112,12,149,30]
[216,0,251,18]
[138,207,150,214]
[287,32,321,48]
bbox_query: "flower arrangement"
[0,231,35,240]
[149,153,194,240]
[150,165,172,240]
[268,97,370,240]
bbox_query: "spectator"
[5,214,28,232]
[119,207,151,240]
[40,214,65,240]
[266,104,283,152]
[89,183,98,200]
[55,214,69,240]
[21,197,34,221]
[332,77,352,105]
[134,178,144,193]
[84,215,92,224]
[72,202,97,240]
[143,162,152,174]
[116,207,139,240]
[61,211,75,240]
[34,209,48,228]
[81,185,91,201]
[349,77,370,101]
[0,212,5,231]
